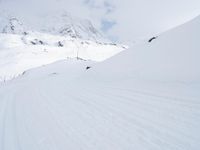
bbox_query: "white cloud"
[113,0,200,41]
[1,0,200,43]
[84,0,200,43]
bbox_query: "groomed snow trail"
[0,60,199,150]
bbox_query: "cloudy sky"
[85,0,200,42]
[1,0,200,43]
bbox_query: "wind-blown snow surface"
[0,15,200,150]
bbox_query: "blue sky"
[101,20,116,32]
[82,0,116,31]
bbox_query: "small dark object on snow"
[39,40,44,45]
[58,41,64,47]
[86,66,91,70]
[22,71,26,75]
[23,32,28,35]
[10,25,14,31]
[31,41,36,45]
[77,57,86,61]
[148,36,157,43]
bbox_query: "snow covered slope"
[0,32,124,81]
[92,15,200,83]
[0,9,125,81]
[0,14,199,150]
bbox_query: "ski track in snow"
[0,62,199,150]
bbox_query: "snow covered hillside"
[0,32,124,81]
[0,14,199,150]
[0,10,125,81]
[93,15,200,83]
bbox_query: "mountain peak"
[2,17,26,35]
[0,10,106,42]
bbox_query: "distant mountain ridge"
[0,11,106,42]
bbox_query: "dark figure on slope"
[148,36,157,43]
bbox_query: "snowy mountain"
[0,14,199,150]
[0,9,126,81]
[1,18,26,35]
[0,12,104,41]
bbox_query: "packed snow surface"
[0,60,199,150]
[0,12,200,150]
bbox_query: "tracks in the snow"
[0,79,199,150]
